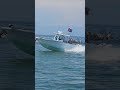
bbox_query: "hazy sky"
[35,0,85,36]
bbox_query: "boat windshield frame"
[53,31,70,41]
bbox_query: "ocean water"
[86,45,120,90]
[86,25,120,90]
[0,58,34,90]
[35,36,85,90]
[0,21,35,89]
[0,21,34,30]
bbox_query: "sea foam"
[65,45,85,53]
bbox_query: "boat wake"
[86,44,120,62]
[65,45,85,53]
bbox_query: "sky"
[86,0,120,26]
[0,0,119,28]
[0,0,34,22]
[35,0,85,36]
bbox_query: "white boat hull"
[38,38,80,51]
[2,27,34,55]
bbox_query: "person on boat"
[0,30,8,38]
[106,32,112,40]
[68,38,73,44]
[2,29,7,35]
[58,36,62,40]
[55,36,58,40]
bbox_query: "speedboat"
[38,31,81,51]
[1,25,34,56]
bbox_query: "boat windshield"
[54,34,65,41]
